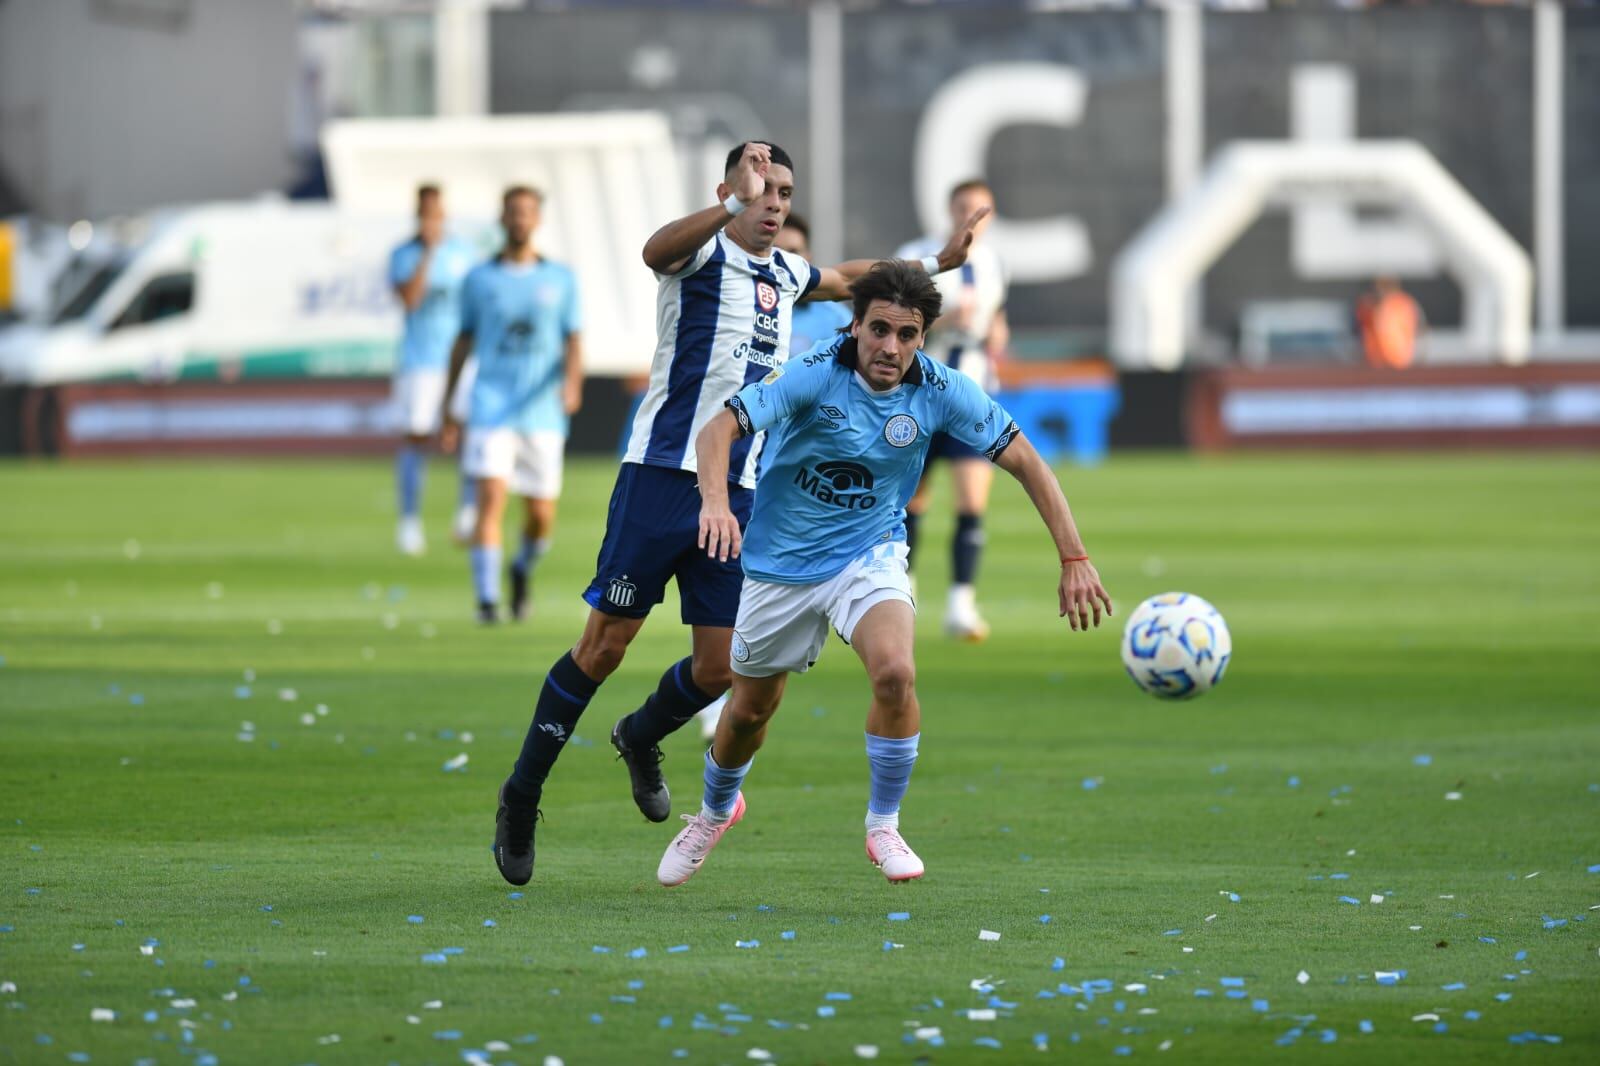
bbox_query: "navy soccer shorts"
[582,462,754,627]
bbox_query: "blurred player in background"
[388,184,478,555]
[657,260,1110,887]
[686,210,855,744]
[490,141,987,887]
[442,186,583,623]
[895,180,1010,641]
[776,212,851,357]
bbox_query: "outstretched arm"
[993,432,1112,631]
[643,143,770,274]
[805,205,993,302]
[694,409,743,562]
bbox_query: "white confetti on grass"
[1297,971,1310,985]
[978,930,1001,942]
[854,1046,879,1060]
[91,1008,115,1022]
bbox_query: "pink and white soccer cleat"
[657,793,747,887]
[866,825,925,882]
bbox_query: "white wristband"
[919,255,940,274]
[722,193,748,216]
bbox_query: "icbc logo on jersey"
[755,281,779,311]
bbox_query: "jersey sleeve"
[388,244,414,289]
[659,236,717,280]
[934,362,1019,462]
[457,267,481,335]
[726,355,829,438]
[561,267,582,335]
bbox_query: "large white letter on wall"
[913,63,1092,284]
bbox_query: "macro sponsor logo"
[794,460,877,510]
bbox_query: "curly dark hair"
[848,260,943,330]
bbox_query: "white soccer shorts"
[392,368,448,436]
[731,541,915,678]
[461,427,566,500]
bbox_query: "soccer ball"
[1120,592,1231,700]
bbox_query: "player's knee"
[725,692,778,732]
[572,629,629,680]
[688,655,732,695]
[868,657,916,705]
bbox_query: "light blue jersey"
[727,334,1018,584]
[460,256,581,434]
[388,236,476,372]
[789,300,852,360]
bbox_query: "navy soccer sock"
[952,512,984,585]
[904,511,922,569]
[623,656,717,750]
[507,652,602,802]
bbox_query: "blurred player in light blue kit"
[388,184,478,555]
[442,186,583,623]
[657,260,1111,887]
[896,180,1011,640]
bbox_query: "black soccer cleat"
[611,717,671,823]
[477,601,500,625]
[509,565,530,622]
[494,781,541,886]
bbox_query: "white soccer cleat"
[866,825,925,882]
[396,516,426,557]
[696,695,727,743]
[451,504,477,546]
[657,793,746,887]
[943,610,990,644]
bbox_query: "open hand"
[1058,559,1112,632]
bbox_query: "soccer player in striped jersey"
[656,260,1110,887]
[492,141,988,886]
[895,180,1011,641]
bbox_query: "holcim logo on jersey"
[732,341,780,368]
[795,461,877,510]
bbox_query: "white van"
[0,200,433,386]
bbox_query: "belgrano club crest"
[606,576,637,608]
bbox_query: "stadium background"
[1,3,1597,1064]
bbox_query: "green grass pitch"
[1,452,1597,1064]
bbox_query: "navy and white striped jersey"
[623,231,820,489]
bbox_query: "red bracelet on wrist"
[1061,554,1090,564]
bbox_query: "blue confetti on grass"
[483,919,496,928]
[1252,999,1270,1012]
[1219,977,1245,988]
[628,947,647,958]
[1039,915,1052,924]
[1082,778,1099,790]
[735,940,759,949]
[1465,1010,1482,1021]
[666,945,689,954]
[1587,863,1600,874]
[888,912,910,921]
[1478,936,1496,944]
[1359,1020,1374,1034]
[433,1030,461,1040]
[1413,754,1432,766]
[1287,776,1301,788]
[976,1036,1003,1049]
[421,953,447,964]
[817,1006,835,1018]
[1162,929,1183,936]
[1515,950,1528,961]
[1051,957,1065,971]
[1541,916,1567,930]
[1338,896,1361,905]
[780,931,795,941]
[1442,982,1467,991]
[825,992,852,1001]
[406,915,424,924]
[508,892,523,900]
[592,945,612,953]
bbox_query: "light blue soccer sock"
[701,747,753,821]
[470,545,501,605]
[513,537,550,574]
[865,732,920,827]
[397,445,425,517]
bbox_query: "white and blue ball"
[1120,592,1231,700]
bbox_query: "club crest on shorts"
[756,281,779,311]
[731,632,750,663]
[606,576,637,609]
[883,414,919,448]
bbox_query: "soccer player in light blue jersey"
[489,142,989,887]
[388,184,478,556]
[441,186,583,624]
[657,260,1112,887]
